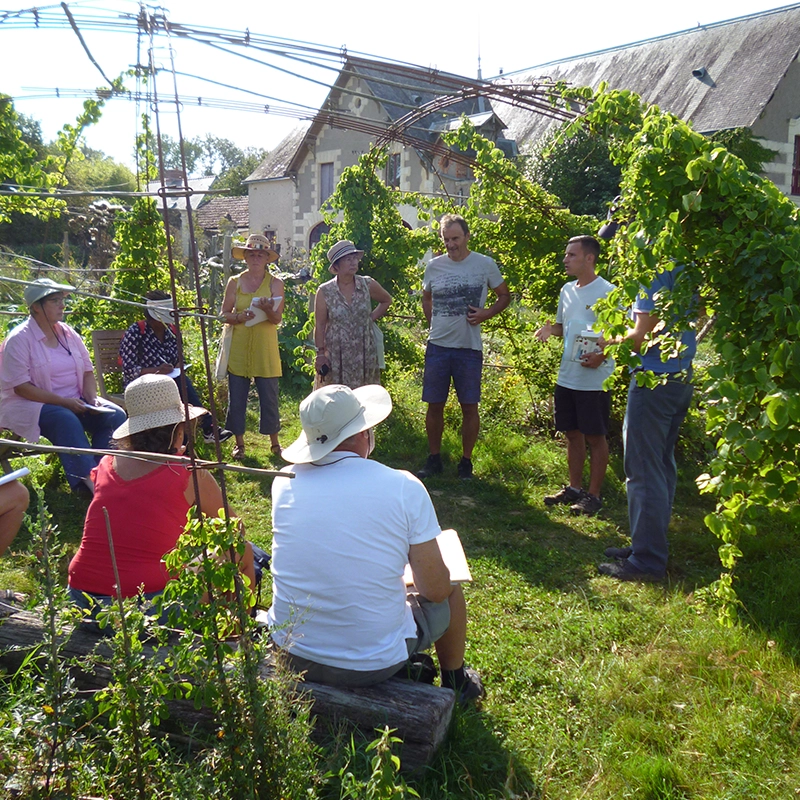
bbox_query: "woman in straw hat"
[68,374,255,618]
[0,278,126,496]
[314,240,391,389]
[221,234,284,460]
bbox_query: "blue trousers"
[225,373,280,436]
[177,375,212,434]
[38,402,127,489]
[623,376,693,576]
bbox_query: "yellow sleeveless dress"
[227,274,282,378]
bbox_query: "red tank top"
[68,456,192,596]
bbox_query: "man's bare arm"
[408,539,451,603]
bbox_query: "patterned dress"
[318,274,380,389]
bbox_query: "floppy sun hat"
[282,384,392,463]
[24,278,75,307]
[112,374,208,440]
[231,233,279,263]
[326,240,364,273]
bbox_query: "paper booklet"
[0,467,30,487]
[404,528,472,586]
[245,296,284,327]
[570,329,602,362]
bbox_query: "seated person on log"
[0,279,126,496]
[268,384,483,704]
[119,289,232,444]
[67,374,255,621]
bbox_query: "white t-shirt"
[268,452,442,671]
[423,250,505,351]
[555,276,616,391]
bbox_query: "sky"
[0,0,792,172]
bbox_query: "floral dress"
[318,275,379,389]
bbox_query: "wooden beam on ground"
[0,609,454,771]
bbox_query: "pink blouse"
[0,317,93,441]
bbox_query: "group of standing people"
[0,219,695,669]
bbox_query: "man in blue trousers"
[598,266,696,582]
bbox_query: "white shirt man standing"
[417,214,510,481]
[536,235,615,515]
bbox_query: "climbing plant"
[559,84,800,620]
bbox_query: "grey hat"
[282,384,392,463]
[24,278,75,307]
[326,240,364,273]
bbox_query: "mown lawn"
[2,366,799,799]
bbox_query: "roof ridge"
[498,2,800,78]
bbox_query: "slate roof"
[195,196,249,233]
[246,57,496,181]
[497,3,800,148]
[245,123,310,182]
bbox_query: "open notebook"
[403,528,472,586]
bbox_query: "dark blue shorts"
[422,342,483,405]
[554,384,610,436]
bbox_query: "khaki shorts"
[278,591,451,688]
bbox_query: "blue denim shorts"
[422,342,483,405]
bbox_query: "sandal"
[232,444,246,461]
[270,444,282,456]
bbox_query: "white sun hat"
[281,384,392,464]
[112,374,208,439]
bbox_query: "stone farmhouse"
[244,56,510,255]
[501,3,800,202]
[244,3,800,255]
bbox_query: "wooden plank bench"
[0,608,455,771]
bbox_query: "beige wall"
[248,177,294,252]
[751,55,800,204]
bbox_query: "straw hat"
[282,384,392,463]
[326,240,364,273]
[24,278,75,307]
[112,374,208,439]
[231,234,279,263]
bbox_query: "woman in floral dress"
[314,240,392,389]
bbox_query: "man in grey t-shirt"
[417,214,510,481]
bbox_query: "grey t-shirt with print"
[423,251,505,352]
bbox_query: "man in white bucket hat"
[268,384,482,702]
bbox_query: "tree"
[0,96,64,224]
[211,147,267,196]
[527,123,622,218]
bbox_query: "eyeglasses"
[43,295,66,306]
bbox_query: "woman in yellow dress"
[221,234,284,460]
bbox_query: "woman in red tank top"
[68,374,255,617]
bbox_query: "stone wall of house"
[247,177,294,252]
[752,55,800,204]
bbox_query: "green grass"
[3,368,800,799]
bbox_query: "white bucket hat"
[231,233,279,263]
[112,374,208,439]
[24,278,75,307]
[282,384,392,464]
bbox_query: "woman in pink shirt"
[0,279,126,495]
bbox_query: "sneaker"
[597,559,663,583]
[604,546,632,560]
[457,457,473,481]
[544,485,582,506]
[443,665,484,707]
[570,492,602,516]
[203,428,234,444]
[416,454,443,480]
